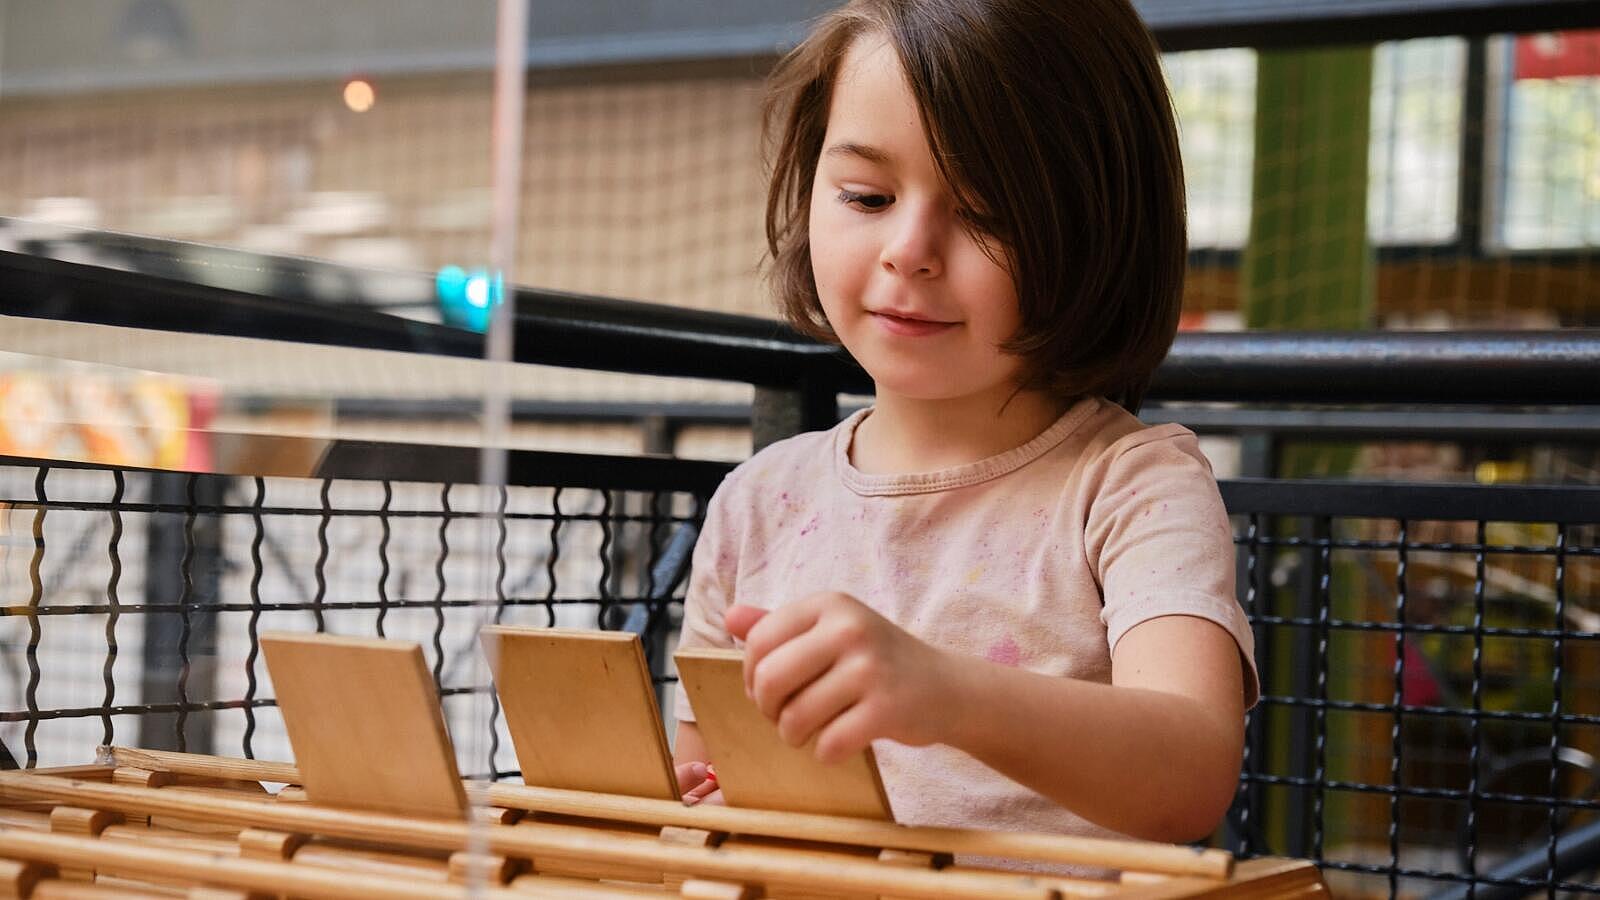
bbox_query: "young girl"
[671,0,1260,849]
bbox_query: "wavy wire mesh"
[1228,495,1600,898]
[6,461,1600,897]
[0,463,703,782]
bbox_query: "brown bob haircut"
[764,0,1186,412]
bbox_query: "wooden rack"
[0,630,1327,899]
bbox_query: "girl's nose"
[879,206,944,279]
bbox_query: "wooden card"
[481,625,678,800]
[674,647,893,820]
[260,632,467,819]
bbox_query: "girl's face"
[809,36,1025,405]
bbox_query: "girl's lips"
[870,311,957,337]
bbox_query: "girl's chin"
[868,373,998,404]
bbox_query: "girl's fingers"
[748,625,841,721]
[674,760,708,793]
[723,605,768,640]
[812,700,880,766]
[737,602,824,695]
[681,780,721,806]
[771,660,862,748]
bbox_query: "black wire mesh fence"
[4,458,1599,898]
[0,458,713,784]
[1223,479,1600,898]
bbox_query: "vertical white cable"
[487,0,529,444]
[0,1,7,100]
[467,0,527,893]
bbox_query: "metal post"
[637,414,680,714]
[1457,37,1489,256]
[752,380,840,451]
[138,472,225,753]
[1227,430,1278,855]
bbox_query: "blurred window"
[1369,37,1467,245]
[1494,28,1600,249]
[1165,48,1257,249]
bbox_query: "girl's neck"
[849,386,1075,476]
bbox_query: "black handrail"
[1140,0,1600,50]
[6,231,1599,405]
[0,431,734,494]
[1150,330,1600,405]
[0,239,864,392]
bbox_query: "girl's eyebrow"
[823,142,892,165]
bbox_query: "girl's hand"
[725,593,951,764]
[673,760,724,806]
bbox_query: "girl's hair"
[764,0,1186,413]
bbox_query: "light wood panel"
[0,752,1327,898]
[100,749,1239,878]
[673,648,892,821]
[260,632,466,819]
[0,777,1062,900]
[481,626,677,800]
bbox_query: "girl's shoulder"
[1070,399,1203,467]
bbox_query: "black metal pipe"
[0,234,866,391]
[5,232,1600,404]
[0,434,734,495]
[1154,331,1600,405]
[1220,478,1600,524]
[1141,0,1600,51]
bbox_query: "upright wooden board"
[260,632,466,819]
[481,625,678,800]
[674,647,893,821]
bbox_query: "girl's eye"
[837,189,892,211]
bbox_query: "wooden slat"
[106,750,295,786]
[482,626,676,800]
[99,749,1236,879]
[1108,859,1326,899]
[674,648,892,821]
[260,632,466,819]
[0,828,517,900]
[0,779,1061,900]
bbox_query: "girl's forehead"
[823,36,933,173]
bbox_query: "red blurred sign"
[1515,29,1600,80]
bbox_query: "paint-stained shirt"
[672,395,1259,854]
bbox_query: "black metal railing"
[5,230,1600,896]
[6,230,1600,448]
[0,443,728,782]
[1221,479,1600,897]
[5,453,1597,896]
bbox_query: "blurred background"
[0,1,1595,472]
[1,4,1599,896]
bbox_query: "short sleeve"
[1085,430,1260,708]
[672,478,741,723]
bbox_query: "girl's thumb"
[724,604,767,639]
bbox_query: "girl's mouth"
[870,311,957,337]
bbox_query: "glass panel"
[1368,37,1466,245]
[1165,47,1257,249]
[1496,28,1600,249]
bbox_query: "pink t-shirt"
[674,395,1260,847]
